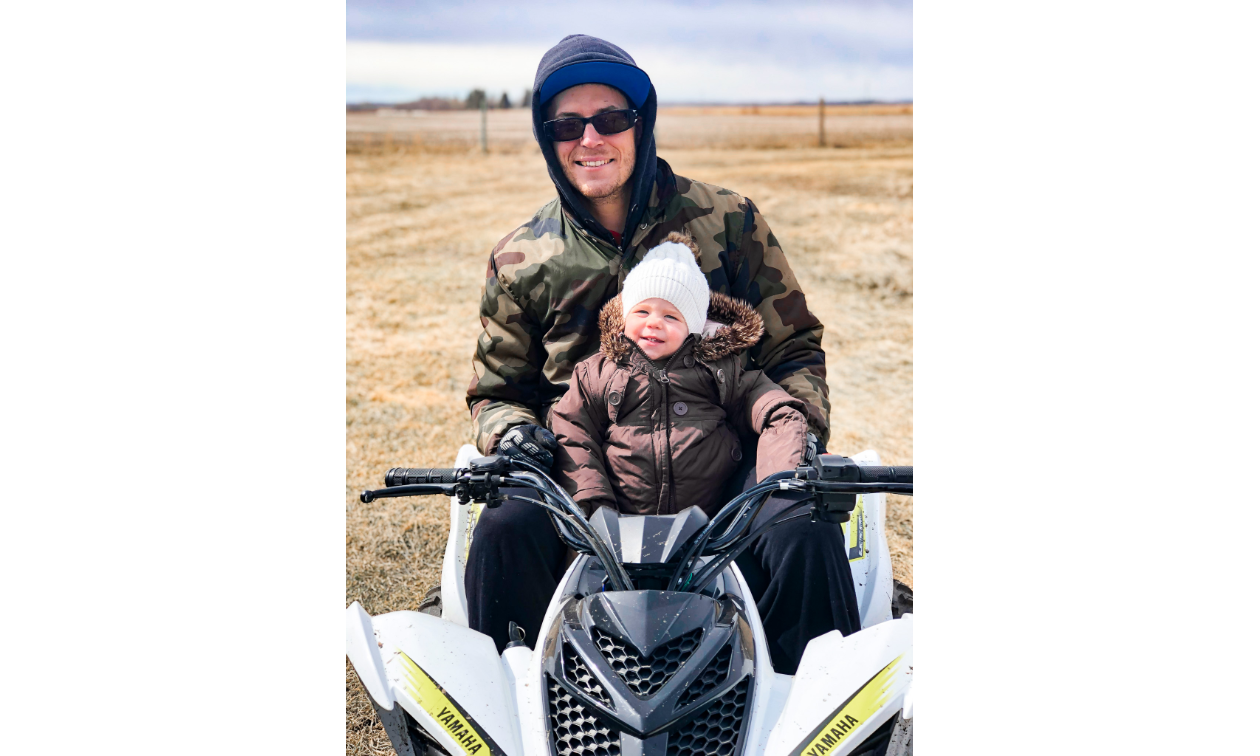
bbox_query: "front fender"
[346,601,392,707]
[764,615,913,756]
[346,603,523,756]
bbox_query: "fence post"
[819,96,825,147]
[480,98,488,154]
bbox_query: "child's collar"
[598,292,765,364]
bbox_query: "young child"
[551,232,810,517]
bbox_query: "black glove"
[804,432,820,467]
[497,424,559,469]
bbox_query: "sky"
[346,0,912,104]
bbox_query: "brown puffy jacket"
[552,291,810,517]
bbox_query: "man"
[463,34,858,674]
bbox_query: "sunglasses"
[543,109,638,142]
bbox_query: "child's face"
[625,298,689,360]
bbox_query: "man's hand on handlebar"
[497,424,559,469]
[803,432,819,467]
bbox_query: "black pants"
[465,464,862,674]
[729,465,863,673]
[463,489,569,653]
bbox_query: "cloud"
[346,0,911,102]
[347,41,549,101]
[347,40,911,103]
[348,0,910,59]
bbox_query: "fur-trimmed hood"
[598,291,764,364]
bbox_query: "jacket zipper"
[624,337,690,515]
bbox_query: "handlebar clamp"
[811,454,860,523]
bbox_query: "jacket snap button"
[683,355,695,368]
[731,446,742,461]
[717,369,726,383]
[609,391,622,406]
[673,402,688,416]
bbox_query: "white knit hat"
[621,240,710,334]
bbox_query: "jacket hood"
[532,35,658,253]
[598,292,764,364]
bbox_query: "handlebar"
[361,456,638,592]
[360,454,911,595]
[856,466,913,485]
[385,468,460,486]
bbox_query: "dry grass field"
[346,112,911,754]
[347,103,912,152]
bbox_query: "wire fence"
[346,106,912,153]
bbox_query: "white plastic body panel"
[440,443,481,626]
[347,601,393,707]
[755,673,796,750]
[764,615,913,756]
[849,450,897,628]
[501,646,548,756]
[518,558,585,756]
[726,561,779,756]
[370,608,523,756]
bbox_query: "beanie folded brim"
[621,241,710,334]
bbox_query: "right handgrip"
[385,468,460,486]
[857,466,913,485]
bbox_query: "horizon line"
[347,98,913,108]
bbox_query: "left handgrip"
[385,468,459,486]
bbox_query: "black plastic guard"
[541,590,754,741]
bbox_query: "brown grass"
[660,104,912,117]
[346,131,912,753]
[347,106,912,152]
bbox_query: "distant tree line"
[348,88,533,112]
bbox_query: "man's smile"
[576,159,613,167]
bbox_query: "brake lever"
[360,483,457,503]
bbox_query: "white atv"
[347,446,913,756]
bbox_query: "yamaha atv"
[347,446,913,756]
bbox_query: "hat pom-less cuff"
[622,276,708,334]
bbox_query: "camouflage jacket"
[467,158,829,453]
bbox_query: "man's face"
[547,83,638,203]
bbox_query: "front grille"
[592,628,702,698]
[546,674,621,756]
[668,676,751,756]
[676,642,733,709]
[563,640,611,706]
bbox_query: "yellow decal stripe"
[395,649,502,756]
[846,495,867,563]
[789,654,906,756]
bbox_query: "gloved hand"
[497,424,559,469]
[804,432,820,467]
